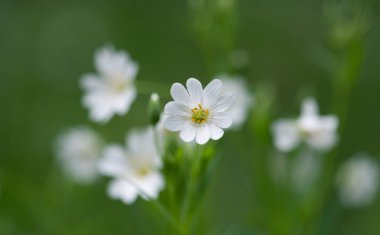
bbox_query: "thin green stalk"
[179,144,203,234]
[188,151,221,233]
[151,199,184,234]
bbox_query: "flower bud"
[148,93,161,125]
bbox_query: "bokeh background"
[1,0,380,234]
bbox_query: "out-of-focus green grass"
[1,0,380,234]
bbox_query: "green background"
[1,0,380,234]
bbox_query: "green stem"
[153,126,163,157]
[151,199,184,234]
[179,144,202,234]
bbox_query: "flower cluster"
[55,44,253,206]
[54,40,379,235]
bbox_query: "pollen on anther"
[191,103,209,124]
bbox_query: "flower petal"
[135,171,165,200]
[220,76,253,129]
[179,122,197,142]
[80,74,103,90]
[98,145,127,177]
[209,112,233,128]
[271,119,300,152]
[321,115,339,131]
[171,83,192,105]
[95,45,137,80]
[107,178,138,204]
[163,115,186,131]
[306,131,337,151]
[126,128,155,154]
[209,92,235,113]
[204,79,222,107]
[113,87,137,115]
[164,101,191,117]
[186,78,203,104]
[80,74,115,123]
[82,92,114,123]
[301,97,319,117]
[195,124,210,145]
[209,123,224,140]
[305,116,338,151]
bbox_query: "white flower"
[271,97,338,152]
[55,127,102,184]
[80,44,138,123]
[163,78,235,145]
[336,154,379,208]
[98,128,164,204]
[216,75,253,129]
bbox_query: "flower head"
[55,127,102,184]
[216,75,253,129]
[98,128,164,204]
[80,44,138,123]
[271,97,338,152]
[336,154,379,208]
[163,78,235,145]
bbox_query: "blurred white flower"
[80,44,138,123]
[55,127,102,184]
[164,78,235,145]
[336,154,379,208]
[216,75,253,129]
[271,97,338,152]
[98,128,164,204]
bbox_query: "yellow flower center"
[137,166,150,177]
[191,104,209,124]
[299,128,310,138]
[110,76,129,92]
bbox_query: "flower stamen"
[136,166,150,177]
[110,77,129,92]
[191,104,209,124]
